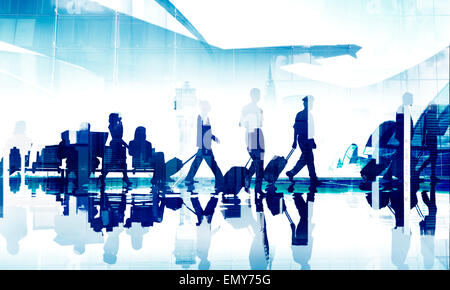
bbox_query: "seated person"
[57,131,78,178]
[78,123,101,176]
[129,126,166,185]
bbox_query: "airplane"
[0,0,362,86]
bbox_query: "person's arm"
[196,115,202,148]
[292,129,298,149]
[147,141,153,160]
[212,133,219,143]
[292,115,299,149]
[422,113,427,146]
[209,118,219,143]
[128,141,135,157]
[239,108,244,127]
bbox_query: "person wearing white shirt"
[240,88,265,194]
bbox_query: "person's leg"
[190,197,203,225]
[246,150,256,189]
[417,155,431,175]
[288,153,307,177]
[247,158,256,179]
[122,165,131,186]
[304,149,318,182]
[254,159,264,193]
[429,148,438,180]
[185,150,203,182]
[204,152,224,189]
[111,140,130,186]
[151,152,166,184]
[390,188,404,228]
[253,151,264,193]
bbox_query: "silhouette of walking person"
[104,113,132,187]
[185,101,224,192]
[286,96,321,187]
[240,88,265,194]
[418,104,439,181]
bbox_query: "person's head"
[103,252,117,265]
[198,258,211,270]
[301,263,311,270]
[74,244,86,255]
[7,241,19,255]
[428,103,437,113]
[61,130,70,143]
[131,235,143,250]
[250,88,261,103]
[134,126,146,141]
[79,122,90,131]
[13,121,26,135]
[108,113,121,124]
[302,95,314,111]
[199,100,211,116]
[402,92,413,106]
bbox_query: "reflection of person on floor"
[185,101,224,191]
[240,88,265,194]
[419,181,437,269]
[53,198,104,255]
[129,126,166,185]
[290,192,315,270]
[105,113,131,187]
[249,193,271,270]
[391,226,411,269]
[103,225,124,265]
[191,196,219,270]
[94,191,126,265]
[286,96,321,187]
[0,206,27,255]
[126,222,149,251]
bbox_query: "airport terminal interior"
[0,0,449,270]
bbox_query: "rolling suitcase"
[223,158,252,195]
[165,153,196,180]
[263,148,295,183]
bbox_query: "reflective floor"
[0,175,448,270]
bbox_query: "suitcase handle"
[244,157,252,168]
[284,210,294,225]
[286,148,295,161]
[182,153,197,167]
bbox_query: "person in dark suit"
[418,104,439,181]
[286,96,321,186]
[240,88,265,194]
[185,101,224,191]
